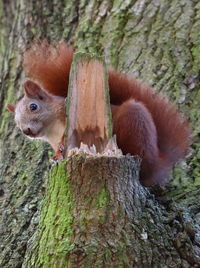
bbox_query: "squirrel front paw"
[52,144,65,162]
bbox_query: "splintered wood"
[66,53,113,154]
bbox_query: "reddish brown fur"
[23,42,192,185]
[112,100,164,186]
[109,71,192,165]
[23,41,74,97]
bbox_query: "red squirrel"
[7,41,192,186]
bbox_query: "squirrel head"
[7,80,66,142]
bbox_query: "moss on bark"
[30,161,74,267]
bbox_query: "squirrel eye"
[29,103,38,111]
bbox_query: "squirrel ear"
[23,80,49,100]
[6,104,15,113]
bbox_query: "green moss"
[36,160,74,267]
[191,46,200,73]
[94,188,109,209]
[77,187,110,227]
[103,248,112,263]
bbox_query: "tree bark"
[0,0,200,267]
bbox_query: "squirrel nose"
[22,128,32,136]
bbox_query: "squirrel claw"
[52,153,64,162]
[59,144,65,152]
[52,143,65,162]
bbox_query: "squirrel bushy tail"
[111,99,170,186]
[109,71,192,166]
[23,42,192,185]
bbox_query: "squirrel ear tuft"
[6,104,15,113]
[23,80,49,100]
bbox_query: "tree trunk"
[24,156,146,267]
[0,0,199,267]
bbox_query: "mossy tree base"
[24,154,142,267]
[23,153,200,268]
